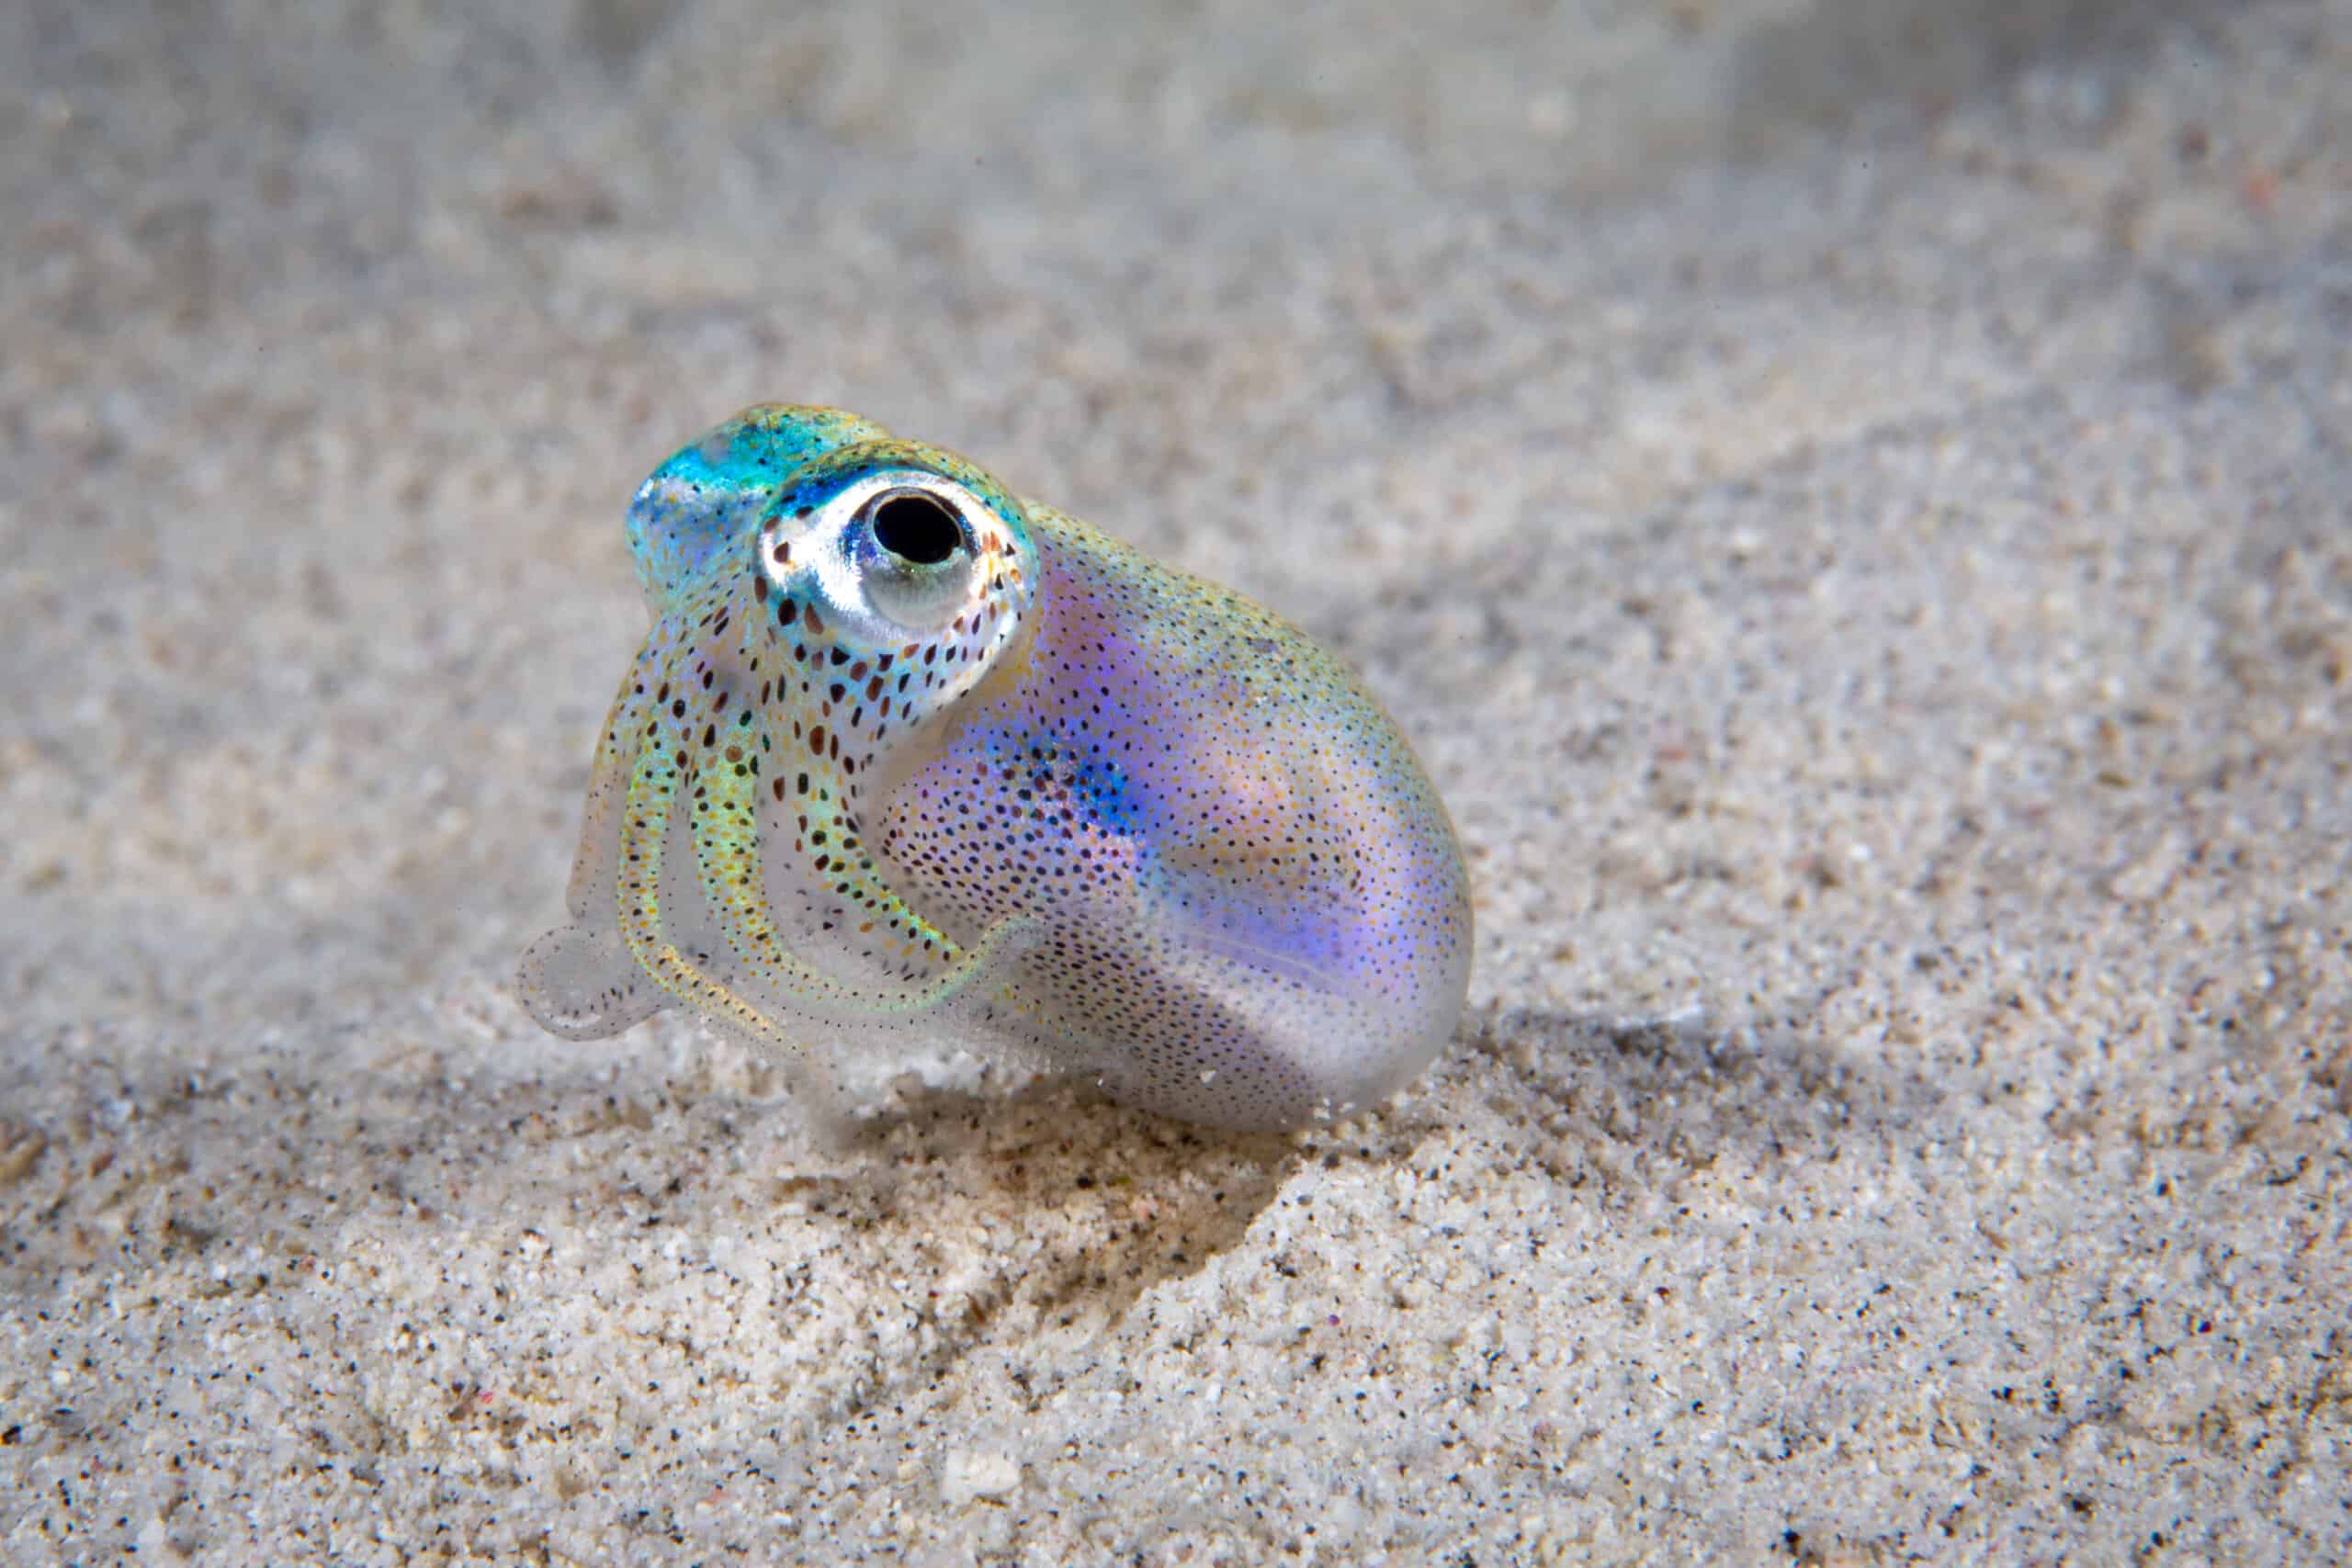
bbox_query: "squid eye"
[870,492,963,565]
[851,486,978,629]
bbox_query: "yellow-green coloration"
[521,405,1472,1130]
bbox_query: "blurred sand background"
[4,1,2348,1561]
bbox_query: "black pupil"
[870,493,963,566]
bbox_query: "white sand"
[4,1,2347,1561]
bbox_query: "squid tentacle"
[561,634,670,922]
[515,634,678,1042]
[685,705,1040,1024]
[613,638,1041,1056]
[730,610,967,976]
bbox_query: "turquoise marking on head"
[625,404,889,609]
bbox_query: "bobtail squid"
[520,405,1471,1130]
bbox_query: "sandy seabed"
[3,2,2347,1562]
